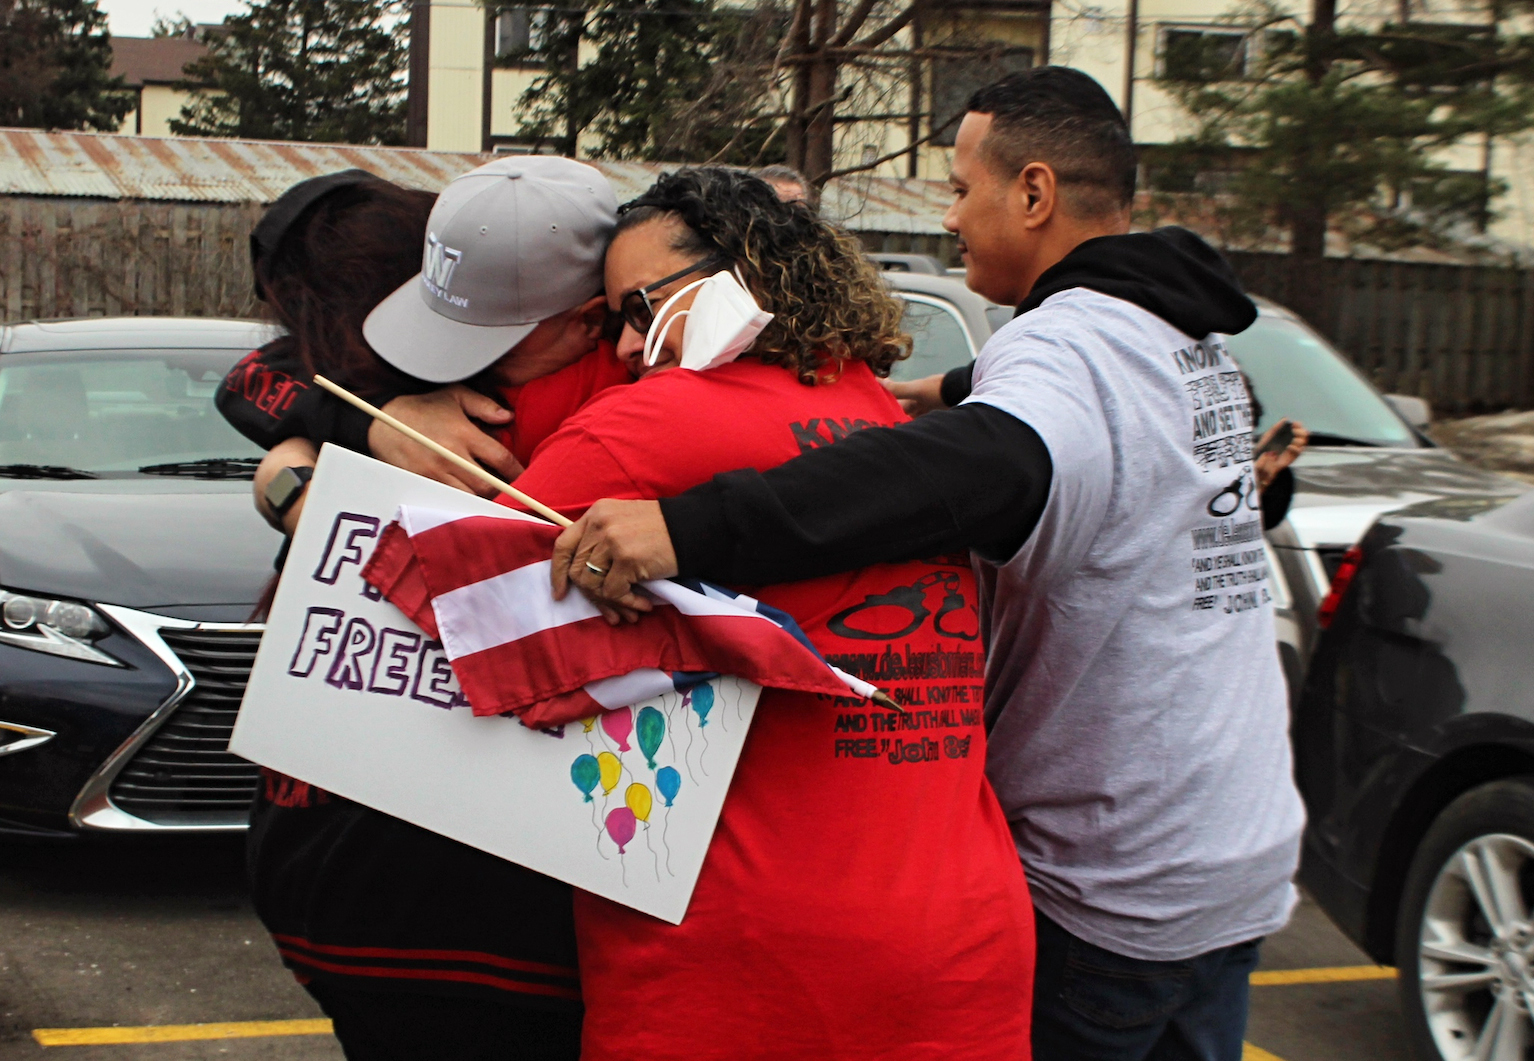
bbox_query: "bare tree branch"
[820,109,960,181]
[853,0,923,50]
[828,0,884,47]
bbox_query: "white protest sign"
[231,445,760,924]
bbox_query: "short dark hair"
[966,66,1137,216]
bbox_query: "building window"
[1157,26,1251,82]
[496,7,552,60]
[930,46,1034,147]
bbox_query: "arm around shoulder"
[661,402,1053,584]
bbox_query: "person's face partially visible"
[484,302,596,388]
[944,112,1033,308]
[606,217,706,378]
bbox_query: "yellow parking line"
[32,1019,334,1046]
[1251,964,1397,986]
[29,968,1388,1050]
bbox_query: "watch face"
[264,467,303,512]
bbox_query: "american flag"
[362,505,880,728]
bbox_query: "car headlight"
[0,589,119,666]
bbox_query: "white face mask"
[644,269,774,372]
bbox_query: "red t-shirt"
[488,340,632,466]
[508,358,1034,1061]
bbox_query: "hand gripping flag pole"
[312,374,904,714]
[311,374,573,527]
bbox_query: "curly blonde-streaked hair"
[615,167,911,383]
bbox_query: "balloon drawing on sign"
[570,754,600,802]
[597,751,622,795]
[606,807,636,853]
[636,706,665,769]
[627,781,661,881]
[581,717,597,732]
[601,707,634,751]
[656,766,681,807]
[692,683,714,728]
[626,782,652,823]
[655,765,681,876]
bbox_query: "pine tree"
[172,0,407,144]
[1155,0,1534,272]
[0,0,134,131]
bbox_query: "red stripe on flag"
[402,515,561,595]
[361,523,439,638]
[517,685,605,729]
[450,609,849,719]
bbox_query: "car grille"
[108,628,263,826]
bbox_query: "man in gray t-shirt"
[549,67,1305,1061]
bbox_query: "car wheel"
[1397,777,1534,1061]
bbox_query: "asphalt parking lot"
[0,835,1409,1061]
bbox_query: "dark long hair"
[615,167,909,383]
[256,181,436,395]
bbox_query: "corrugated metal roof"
[0,129,952,233]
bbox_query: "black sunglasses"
[618,255,729,335]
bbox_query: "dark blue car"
[0,317,281,837]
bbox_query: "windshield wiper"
[0,464,100,480]
[1305,432,1386,448]
[137,457,264,480]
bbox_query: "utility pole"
[1122,0,1138,129]
[1286,0,1336,322]
[405,0,430,147]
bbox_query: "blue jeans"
[1032,907,1262,1061]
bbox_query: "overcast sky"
[97,0,245,37]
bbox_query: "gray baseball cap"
[363,156,618,383]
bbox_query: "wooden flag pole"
[314,376,908,713]
[310,374,573,528]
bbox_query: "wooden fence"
[3,199,1532,412]
[1227,252,1534,415]
[0,197,262,322]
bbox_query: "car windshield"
[1225,313,1418,448]
[892,297,974,382]
[0,350,261,476]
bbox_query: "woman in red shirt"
[509,168,1035,1060]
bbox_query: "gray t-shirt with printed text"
[965,287,1305,961]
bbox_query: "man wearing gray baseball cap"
[364,156,618,384]
[239,158,630,1061]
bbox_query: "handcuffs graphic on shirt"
[828,572,978,641]
[1206,471,1261,517]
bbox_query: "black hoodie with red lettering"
[227,335,587,1010]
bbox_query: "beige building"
[1046,0,1534,249]
[414,0,1050,180]
[109,36,211,138]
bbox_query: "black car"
[0,317,281,837]
[1297,485,1534,1060]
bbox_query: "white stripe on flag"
[644,580,762,620]
[399,505,546,537]
[697,582,761,611]
[433,560,602,658]
[583,669,676,710]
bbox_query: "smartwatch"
[263,466,314,519]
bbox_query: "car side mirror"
[1386,394,1432,430]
